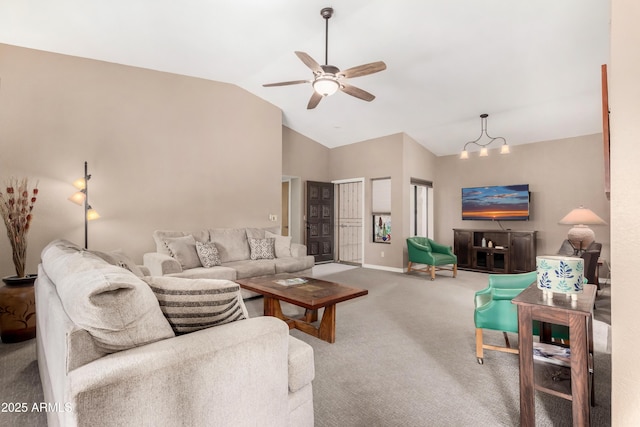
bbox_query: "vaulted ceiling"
[0,0,610,156]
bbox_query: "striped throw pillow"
[143,276,248,335]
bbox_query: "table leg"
[262,297,337,343]
[540,321,552,343]
[317,304,336,343]
[304,309,318,323]
[518,306,535,426]
[264,297,285,320]
[588,315,595,406]
[570,314,590,426]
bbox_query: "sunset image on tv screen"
[461,185,530,220]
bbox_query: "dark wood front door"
[306,181,334,263]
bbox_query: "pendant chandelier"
[460,114,510,159]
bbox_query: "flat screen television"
[461,184,530,221]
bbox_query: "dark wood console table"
[453,229,536,274]
[512,283,596,426]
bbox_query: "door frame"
[333,178,365,265]
[282,176,302,244]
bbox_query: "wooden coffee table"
[236,274,368,343]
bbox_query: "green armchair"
[406,237,457,280]
[474,271,569,364]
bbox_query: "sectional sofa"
[35,239,315,426]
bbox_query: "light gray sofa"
[143,227,315,299]
[36,239,315,427]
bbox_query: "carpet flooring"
[0,265,611,426]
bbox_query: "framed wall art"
[373,214,391,243]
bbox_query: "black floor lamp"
[68,161,100,249]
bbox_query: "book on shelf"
[533,342,571,367]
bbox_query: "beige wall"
[402,133,438,264]
[282,126,331,242]
[330,133,404,268]
[610,0,640,424]
[328,133,438,270]
[282,126,331,181]
[435,134,611,262]
[0,43,282,275]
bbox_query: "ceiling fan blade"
[263,80,309,87]
[340,83,376,102]
[295,51,323,74]
[307,92,323,109]
[339,61,387,79]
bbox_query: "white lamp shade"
[500,144,510,154]
[68,191,86,205]
[479,147,488,157]
[460,150,469,159]
[536,256,584,294]
[72,178,86,190]
[87,208,100,221]
[559,206,607,225]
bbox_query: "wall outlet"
[269,214,278,222]
[381,251,385,257]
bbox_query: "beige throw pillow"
[265,231,293,258]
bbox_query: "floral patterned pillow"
[195,241,222,267]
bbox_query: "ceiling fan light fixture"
[262,7,386,108]
[313,77,340,96]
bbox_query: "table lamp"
[558,206,606,253]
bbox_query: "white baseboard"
[361,264,405,273]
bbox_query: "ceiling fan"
[263,7,387,109]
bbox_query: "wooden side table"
[512,283,596,427]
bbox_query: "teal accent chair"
[406,237,457,280]
[474,271,569,364]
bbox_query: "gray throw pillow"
[143,276,248,335]
[163,235,201,270]
[88,249,146,277]
[196,241,222,267]
[248,237,276,260]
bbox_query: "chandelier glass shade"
[460,114,510,159]
[313,77,340,96]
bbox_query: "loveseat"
[36,239,315,427]
[143,227,315,299]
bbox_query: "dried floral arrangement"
[0,178,38,278]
